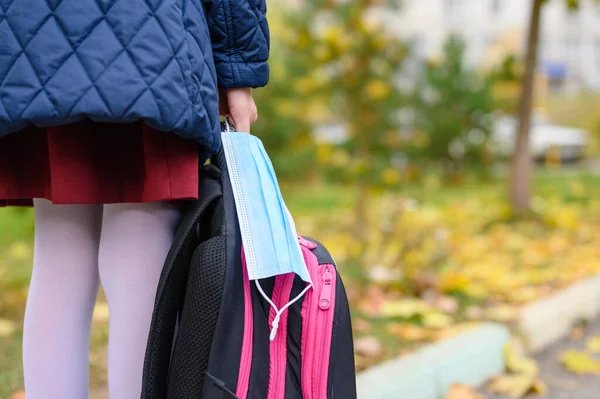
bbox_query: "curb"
[356,323,510,399]
[517,273,600,353]
[356,273,600,398]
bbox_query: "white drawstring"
[255,280,313,341]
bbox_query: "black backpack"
[141,149,357,399]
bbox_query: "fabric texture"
[23,199,181,399]
[0,121,200,205]
[0,0,269,152]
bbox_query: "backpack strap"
[142,170,223,399]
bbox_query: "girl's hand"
[219,88,258,133]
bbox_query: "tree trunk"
[510,0,543,213]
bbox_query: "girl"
[0,0,269,398]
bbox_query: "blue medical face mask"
[221,131,313,340]
[222,131,312,283]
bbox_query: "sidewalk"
[482,318,600,399]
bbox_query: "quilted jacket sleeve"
[204,0,270,88]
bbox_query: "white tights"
[23,199,181,399]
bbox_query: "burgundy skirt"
[0,121,200,206]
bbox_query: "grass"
[0,333,23,397]
[284,169,600,214]
[0,168,599,396]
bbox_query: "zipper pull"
[319,268,333,310]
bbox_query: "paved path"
[90,321,600,399]
[483,319,600,399]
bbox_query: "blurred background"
[3,0,600,398]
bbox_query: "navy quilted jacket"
[0,0,269,152]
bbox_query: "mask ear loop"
[223,120,312,340]
[223,116,235,133]
[255,280,313,341]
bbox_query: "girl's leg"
[23,199,103,399]
[98,202,181,399]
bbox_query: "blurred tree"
[412,36,496,182]
[510,0,598,213]
[276,0,408,247]
[251,6,317,179]
[487,54,522,115]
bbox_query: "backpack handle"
[211,117,236,168]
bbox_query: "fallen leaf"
[0,318,18,338]
[367,265,402,283]
[440,273,471,294]
[9,241,31,261]
[386,323,427,341]
[569,326,585,341]
[586,336,600,353]
[427,323,478,341]
[445,384,483,399]
[465,306,483,320]
[354,354,370,372]
[484,305,517,323]
[379,299,432,319]
[92,303,110,323]
[352,319,372,334]
[504,340,538,375]
[435,296,459,313]
[560,350,600,375]
[530,378,547,395]
[354,336,383,358]
[487,374,542,398]
[422,312,453,329]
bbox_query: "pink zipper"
[236,250,254,399]
[300,244,337,399]
[267,273,296,399]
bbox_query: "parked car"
[491,115,589,162]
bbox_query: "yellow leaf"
[568,181,587,198]
[365,80,390,100]
[331,150,350,167]
[504,340,538,375]
[379,299,432,318]
[316,145,333,165]
[381,168,401,185]
[321,26,343,45]
[295,31,312,49]
[531,378,547,395]
[313,45,331,63]
[386,323,427,341]
[422,312,453,329]
[587,336,600,353]
[93,303,110,323]
[560,350,600,375]
[0,318,19,338]
[445,384,483,399]
[484,305,517,323]
[487,374,543,398]
[9,241,31,261]
[440,273,471,294]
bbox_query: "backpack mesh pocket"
[167,235,227,397]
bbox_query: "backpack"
[141,148,357,399]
